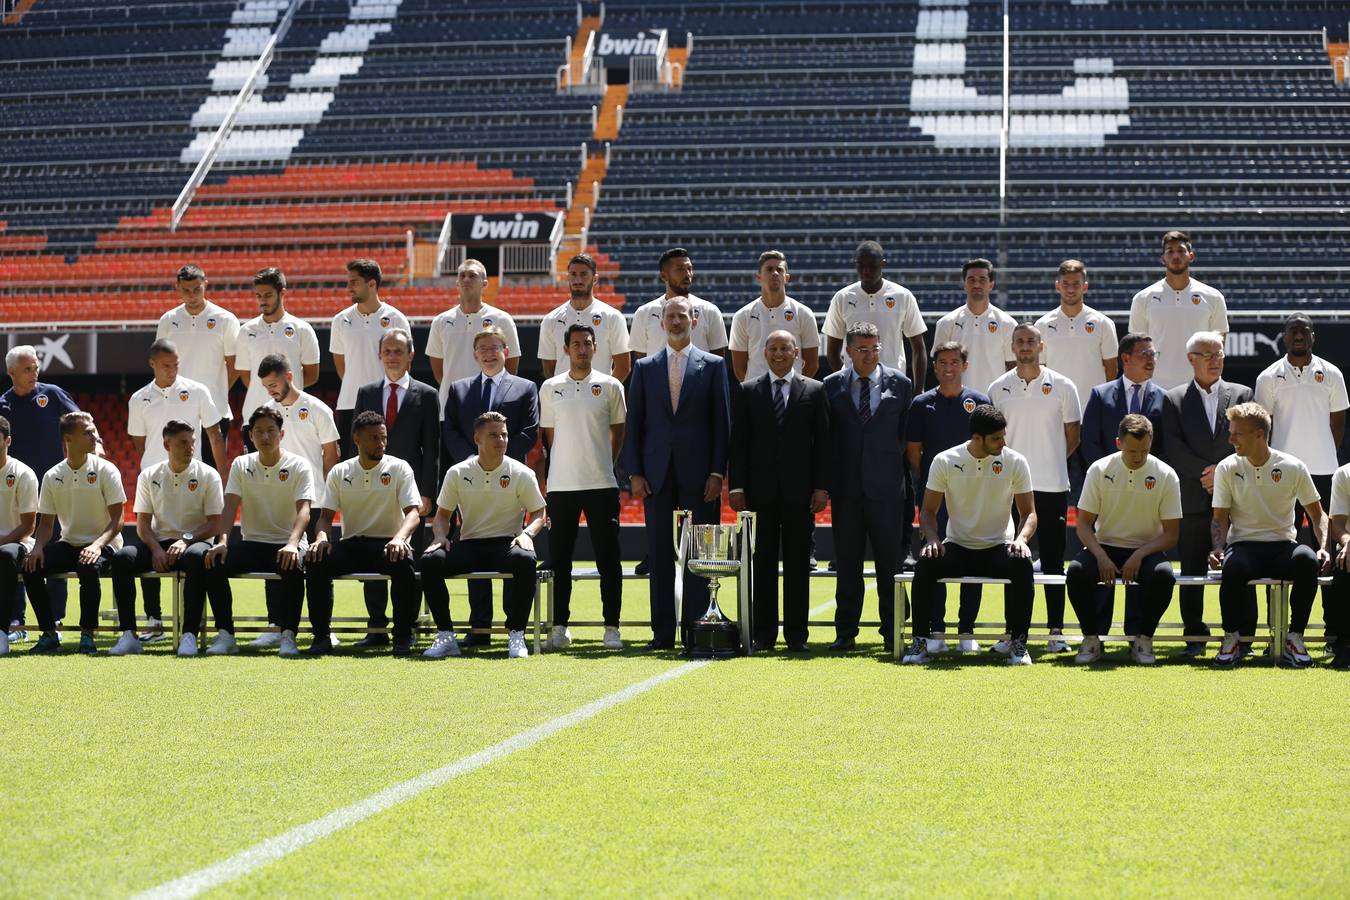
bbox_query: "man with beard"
[234,268,321,445]
[538,254,630,382]
[1128,231,1228,390]
[330,259,409,453]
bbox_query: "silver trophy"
[674,510,756,657]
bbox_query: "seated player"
[0,415,39,656]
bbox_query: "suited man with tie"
[729,330,830,651]
[620,296,731,650]
[1161,330,1252,654]
[823,321,913,651]
[351,328,440,647]
[1081,333,1167,465]
[443,325,539,646]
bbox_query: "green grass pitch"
[2,573,1347,896]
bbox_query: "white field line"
[138,660,711,900]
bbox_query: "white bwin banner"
[181,0,403,163]
[908,0,1131,148]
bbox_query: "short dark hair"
[1283,313,1313,330]
[161,419,194,439]
[474,411,508,432]
[658,247,690,271]
[148,338,177,358]
[568,253,597,273]
[379,327,414,353]
[0,415,11,439]
[346,258,382,287]
[247,406,284,432]
[969,404,1006,437]
[1118,332,1153,359]
[1057,259,1087,277]
[758,249,787,270]
[854,240,884,260]
[962,258,995,279]
[176,264,206,282]
[253,267,286,292]
[59,411,94,438]
[845,321,880,347]
[256,353,291,379]
[1118,413,1153,441]
[564,323,596,345]
[1161,230,1192,251]
[932,340,968,363]
[352,410,385,435]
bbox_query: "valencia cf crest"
[783,309,794,322]
[283,324,296,338]
[1144,475,1157,490]
[1315,370,1326,383]
[297,407,310,421]
[885,297,896,309]
[206,317,217,330]
[499,475,511,489]
[1191,294,1202,306]
[482,317,494,327]
[591,384,603,397]
[4,474,13,488]
[380,472,392,486]
[1271,467,1282,483]
[591,313,603,326]
[36,395,48,408]
[1041,382,1053,396]
[278,468,290,483]
[380,315,392,328]
[86,470,98,484]
[178,389,190,402]
[188,478,199,492]
[991,460,1003,475]
[1085,321,1096,333]
[987,320,999,334]
[962,398,976,413]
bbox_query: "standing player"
[426,259,521,421]
[627,248,729,362]
[538,254,630,382]
[932,258,1016,396]
[1128,230,1228,390]
[234,268,320,433]
[822,241,926,387]
[1325,461,1350,669]
[1033,259,1117,420]
[0,416,38,656]
[730,250,821,383]
[330,259,410,452]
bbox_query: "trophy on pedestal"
[673,510,756,658]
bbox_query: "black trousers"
[547,488,622,627]
[21,540,114,632]
[307,537,418,642]
[748,495,814,647]
[361,521,427,631]
[1065,545,1175,637]
[1033,490,1068,630]
[219,541,306,633]
[9,519,68,626]
[1177,511,1221,636]
[832,495,902,641]
[1220,541,1319,636]
[1325,570,1349,638]
[123,534,213,621]
[911,543,1034,641]
[932,502,982,634]
[0,543,29,626]
[643,468,717,645]
[419,538,536,633]
[112,539,232,635]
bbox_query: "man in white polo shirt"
[1034,259,1118,419]
[1067,414,1181,665]
[1210,402,1327,668]
[419,412,547,659]
[932,258,1017,396]
[540,323,626,651]
[426,258,521,421]
[904,404,1039,665]
[22,412,125,655]
[235,268,321,435]
[988,323,1081,651]
[330,258,410,453]
[1128,230,1228,390]
[112,419,230,657]
[627,247,729,361]
[305,410,421,656]
[731,250,821,383]
[0,415,38,656]
[1324,461,1350,669]
[538,253,630,383]
[206,407,316,658]
[822,241,925,386]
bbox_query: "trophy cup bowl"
[684,522,743,658]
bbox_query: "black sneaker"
[1331,643,1350,670]
[351,634,389,649]
[307,635,335,656]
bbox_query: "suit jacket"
[354,377,440,501]
[618,345,730,494]
[443,371,539,467]
[1161,378,1251,516]
[1081,377,1166,464]
[729,373,830,506]
[823,364,913,502]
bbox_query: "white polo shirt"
[822,279,924,373]
[537,299,630,376]
[156,301,239,419]
[426,303,521,419]
[729,295,821,382]
[225,450,316,545]
[1254,354,1349,476]
[628,293,729,356]
[1033,304,1118,402]
[38,455,126,547]
[330,301,410,410]
[322,455,419,539]
[235,312,321,421]
[540,370,625,492]
[265,391,340,503]
[1128,277,1228,390]
[127,375,222,470]
[987,366,1081,493]
[1077,453,1182,549]
[1328,462,1350,518]
[927,444,1033,550]
[437,455,545,541]
[1213,448,1319,544]
[134,458,224,541]
[0,456,39,550]
[932,303,1018,399]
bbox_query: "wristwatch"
[182,532,194,542]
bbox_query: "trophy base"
[684,619,743,659]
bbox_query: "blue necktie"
[481,377,494,414]
[1128,383,1141,415]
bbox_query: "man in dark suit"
[823,321,913,651]
[1081,332,1167,465]
[729,330,830,651]
[619,296,730,650]
[1161,329,1251,655]
[351,328,440,647]
[443,325,539,646]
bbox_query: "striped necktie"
[858,376,872,425]
[774,378,787,425]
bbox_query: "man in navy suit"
[823,321,913,651]
[443,326,539,646]
[620,297,730,650]
[1081,333,1167,466]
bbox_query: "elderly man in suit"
[1161,330,1252,655]
[620,296,731,651]
[1082,333,1167,465]
[443,325,539,647]
[823,321,913,651]
[729,330,830,652]
[350,327,440,648]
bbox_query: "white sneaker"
[137,617,166,643]
[177,632,198,656]
[109,630,143,656]
[1075,635,1104,664]
[925,638,948,654]
[1131,634,1157,665]
[956,639,980,653]
[0,630,8,655]
[548,625,572,649]
[329,632,342,648]
[1283,632,1313,668]
[207,631,238,655]
[992,639,1012,654]
[1006,638,1033,665]
[423,630,461,659]
[278,630,299,657]
[508,630,529,658]
[603,626,623,649]
[1215,631,1242,667]
[1045,630,1072,653]
[250,629,282,648]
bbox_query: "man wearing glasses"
[1082,334,1167,466]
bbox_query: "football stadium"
[1,0,1349,895]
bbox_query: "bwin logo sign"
[469,214,540,241]
[596,31,662,57]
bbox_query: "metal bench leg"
[1269,582,1289,661]
[894,580,906,661]
[171,574,183,648]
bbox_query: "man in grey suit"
[823,321,913,651]
[1161,330,1251,655]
